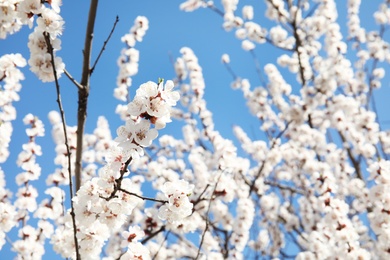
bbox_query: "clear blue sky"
[1,1,389,258]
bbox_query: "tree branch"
[44,32,81,260]
[63,69,83,90]
[152,231,170,260]
[249,49,266,86]
[141,226,166,244]
[338,131,363,180]
[196,171,224,259]
[90,15,120,74]
[118,188,168,204]
[264,180,305,195]
[75,0,99,191]
[248,121,291,196]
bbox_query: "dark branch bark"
[338,131,363,180]
[141,226,166,244]
[64,69,83,90]
[196,171,224,259]
[90,15,119,74]
[248,121,291,196]
[118,188,167,204]
[75,0,99,191]
[44,33,81,260]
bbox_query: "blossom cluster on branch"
[1,0,65,82]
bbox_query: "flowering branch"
[118,188,167,204]
[196,172,223,259]
[338,131,363,180]
[248,121,291,195]
[264,180,305,195]
[43,32,81,260]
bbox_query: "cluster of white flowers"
[0,167,17,250]
[10,114,50,258]
[115,16,149,119]
[0,53,26,163]
[117,79,180,149]
[1,0,65,82]
[120,225,150,260]
[179,0,208,12]
[50,78,181,259]
[265,0,290,23]
[16,114,44,184]
[0,0,31,38]
[46,110,76,186]
[230,198,255,258]
[27,1,65,82]
[374,2,390,25]
[367,160,390,258]
[158,180,194,223]
[51,156,142,259]
[175,0,390,258]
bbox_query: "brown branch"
[249,49,266,86]
[63,69,83,90]
[101,156,167,204]
[141,225,166,244]
[90,15,120,74]
[291,4,306,87]
[118,188,167,204]
[223,62,238,80]
[338,131,363,180]
[152,231,170,260]
[205,2,224,17]
[103,156,133,200]
[264,180,305,195]
[264,37,294,51]
[75,0,99,191]
[196,171,224,259]
[192,184,210,207]
[248,121,291,196]
[44,32,81,260]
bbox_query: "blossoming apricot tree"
[1,0,390,259]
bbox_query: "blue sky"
[1,0,390,258]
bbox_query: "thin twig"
[264,180,305,195]
[103,156,133,200]
[265,37,294,51]
[248,121,291,196]
[205,2,224,17]
[249,50,266,86]
[192,184,210,206]
[223,62,238,80]
[118,188,168,204]
[90,15,120,74]
[338,131,363,180]
[5,235,16,254]
[63,69,83,90]
[152,231,170,260]
[44,32,81,260]
[141,226,166,244]
[196,171,224,259]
